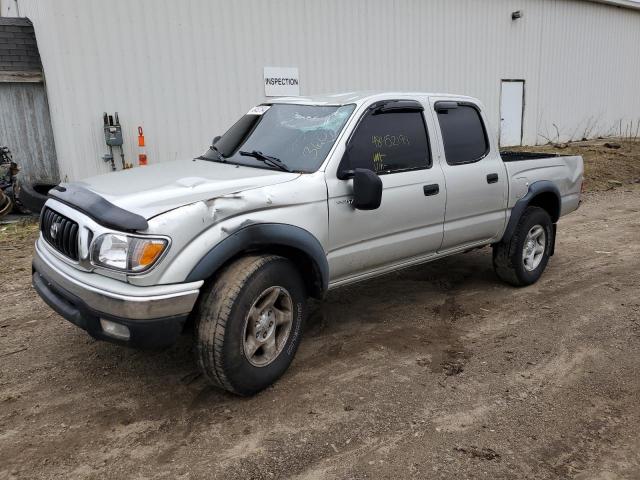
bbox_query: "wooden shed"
[0,17,58,183]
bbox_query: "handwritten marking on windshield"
[303,130,337,158]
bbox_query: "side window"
[437,104,489,165]
[343,110,431,175]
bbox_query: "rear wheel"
[493,206,553,286]
[195,255,306,396]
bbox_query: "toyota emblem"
[50,222,60,239]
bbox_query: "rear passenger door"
[432,100,508,249]
[326,99,446,282]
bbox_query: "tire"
[19,182,57,214]
[195,255,307,396]
[493,206,553,287]
[0,190,12,219]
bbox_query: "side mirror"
[353,168,382,210]
[212,136,221,146]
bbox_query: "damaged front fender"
[185,223,329,298]
[129,171,329,289]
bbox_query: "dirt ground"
[1,145,640,479]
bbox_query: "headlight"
[90,234,169,273]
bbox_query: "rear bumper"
[32,242,202,349]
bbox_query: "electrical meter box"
[103,112,123,147]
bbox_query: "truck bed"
[503,153,583,217]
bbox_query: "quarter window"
[437,104,489,165]
[342,110,431,175]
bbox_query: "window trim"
[339,100,433,178]
[435,101,490,166]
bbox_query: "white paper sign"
[247,105,271,115]
[264,67,300,97]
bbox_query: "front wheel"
[493,206,553,286]
[195,255,306,396]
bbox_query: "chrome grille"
[41,207,80,260]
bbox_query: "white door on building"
[499,80,524,147]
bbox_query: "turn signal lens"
[131,240,166,270]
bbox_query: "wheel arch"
[502,180,560,242]
[185,223,329,299]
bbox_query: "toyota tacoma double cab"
[32,92,583,395]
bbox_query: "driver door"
[325,100,446,284]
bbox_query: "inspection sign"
[264,67,300,97]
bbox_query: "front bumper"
[32,240,202,348]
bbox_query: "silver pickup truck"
[32,92,583,395]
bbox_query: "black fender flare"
[501,180,561,243]
[185,223,329,298]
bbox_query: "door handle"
[423,184,439,196]
[487,173,499,184]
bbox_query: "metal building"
[1,0,639,182]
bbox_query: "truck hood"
[74,159,300,219]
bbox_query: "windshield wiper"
[195,145,226,163]
[239,150,292,172]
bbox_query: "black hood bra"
[49,184,148,232]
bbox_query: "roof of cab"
[270,91,477,107]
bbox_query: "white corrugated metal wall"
[2,0,640,181]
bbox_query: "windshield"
[203,103,355,173]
